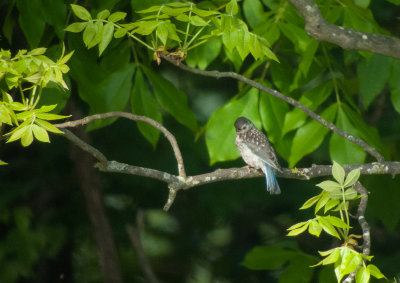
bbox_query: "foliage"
[1,0,400,282]
[286,162,385,282]
[0,46,71,151]
[66,1,277,62]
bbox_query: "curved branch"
[55,112,186,177]
[288,0,400,59]
[161,55,384,163]
[57,126,399,211]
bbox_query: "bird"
[234,117,281,194]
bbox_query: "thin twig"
[161,54,385,163]
[288,0,400,59]
[55,112,186,177]
[126,211,159,283]
[342,181,370,283]
[62,129,108,164]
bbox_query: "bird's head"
[234,117,254,133]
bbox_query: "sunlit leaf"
[332,161,345,185]
[70,4,92,21]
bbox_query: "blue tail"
[264,165,281,194]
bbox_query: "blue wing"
[263,165,281,194]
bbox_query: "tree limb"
[56,126,400,211]
[288,0,400,59]
[343,181,370,283]
[55,112,186,177]
[160,55,385,163]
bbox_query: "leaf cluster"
[65,1,277,62]
[287,162,385,282]
[0,47,71,150]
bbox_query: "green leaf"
[21,126,33,146]
[0,160,7,165]
[298,40,319,77]
[367,264,386,279]
[242,246,296,270]
[189,15,209,26]
[326,216,351,229]
[344,168,360,188]
[315,191,331,213]
[68,37,134,130]
[32,124,50,143]
[185,37,222,70]
[65,22,88,33]
[236,29,251,60]
[6,125,30,143]
[35,113,70,120]
[114,28,128,38]
[313,248,340,266]
[279,254,316,283]
[358,53,392,109]
[340,251,362,276]
[28,48,47,55]
[289,103,338,167]
[300,193,322,210]
[318,216,341,239]
[226,0,239,15]
[70,4,92,21]
[108,11,127,23]
[205,88,260,164]
[355,266,370,283]
[282,81,333,136]
[142,65,197,132]
[156,21,169,45]
[329,187,358,200]
[332,161,345,185]
[324,199,340,213]
[131,69,162,148]
[243,0,265,29]
[17,0,46,48]
[316,180,341,193]
[287,220,310,231]
[35,119,63,134]
[83,21,102,49]
[133,21,159,35]
[329,106,366,164]
[287,222,309,236]
[259,88,289,145]
[99,23,114,55]
[308,219,322,237]
[97,9,110,20]
[279,22,311,53]
[342,104,385,156]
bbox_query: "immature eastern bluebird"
[234,117,281,194]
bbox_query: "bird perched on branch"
[234,117,282,194]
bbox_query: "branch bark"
[160,55,385,163]
[55,118,400,211]
[343,182,370,283]
[288,0,400,59]
[55,112,186,177]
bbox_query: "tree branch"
[55,113,399,211]
[160,55,385,163]
[55,112,186,177]
[343,181,370,283]
[288,0,400,59]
